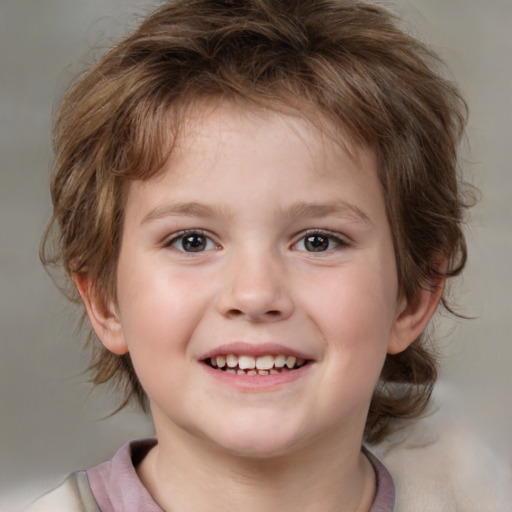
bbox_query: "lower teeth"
[217,366,293,375]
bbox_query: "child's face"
[107,101,405,457]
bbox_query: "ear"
[388,277,445,355]
[73,273,128,355]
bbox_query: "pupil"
[182,235,206,252]
[305,235,328,252]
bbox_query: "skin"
[77,101,442,512]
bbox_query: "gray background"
[1,0,511,509]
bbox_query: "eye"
[168,231,218,253]
[293,231,347,252]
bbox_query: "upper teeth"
[211,354,304,370]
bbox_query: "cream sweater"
[372,382,512,511]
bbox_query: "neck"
[137,424,376,512]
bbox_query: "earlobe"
[73,273,129,355]
[388,278,445,355]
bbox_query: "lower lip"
[201,362,312,391]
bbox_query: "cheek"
[115,257,212,358]
[299,262,398,350]
[115,270,214,403]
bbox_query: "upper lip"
[199,342,313,361]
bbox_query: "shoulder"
[24,472,100,512]
[372,382,512,512]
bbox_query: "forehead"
[123,100,383,226]
[174,98,364,160]
[157,99,374,182]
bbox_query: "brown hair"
[41,0,472,443]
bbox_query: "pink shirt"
[87,439,395,511]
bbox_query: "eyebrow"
[141,200,371,225]
[278,201,371,224]
[141,201,229,224]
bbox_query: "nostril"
[225,308,282,320]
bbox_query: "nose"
[216,248,294,323]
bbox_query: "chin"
[219,439,298,460]
[205,421,305,460]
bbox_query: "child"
[33,0,472,510]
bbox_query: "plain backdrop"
[1,0,511,509]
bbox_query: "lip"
[199,341,312,360]
[199,342,314,392]
[201,360,312,391]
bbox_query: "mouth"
[204,354,309,376]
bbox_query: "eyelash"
[165,230,219,253]
[292,229,349,253]
[164,229,349,254]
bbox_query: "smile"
[205,354,308,375]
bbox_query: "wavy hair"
[41,0,473,443]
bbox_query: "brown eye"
[181,234,207,252]
[169,231,217,252]
[304,235,330,252]
[293,231,347,253]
